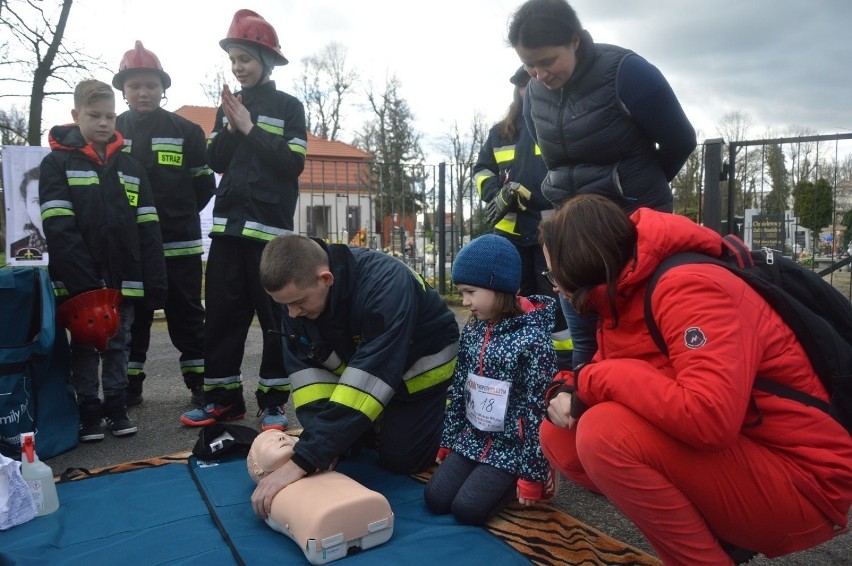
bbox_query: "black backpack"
[644,234,852,434]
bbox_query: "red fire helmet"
[219,9,288,66]
[56,288,123,352]
[112,40,172,90]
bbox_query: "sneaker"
[104,413,138,437]
[79,420,105,442]
[180,402,246,427]
[103,396,138,437]
[542,467,560,501]
[78,399,104,442]
[258,405,289,431]
[189,386,205,409]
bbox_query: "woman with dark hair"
[508,0,697,368]
[538,194,852,565]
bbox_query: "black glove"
[484,182,532,225]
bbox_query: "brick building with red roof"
[174,105,377,245]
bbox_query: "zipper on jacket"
[478,323,493,375]
[558,86,571,168]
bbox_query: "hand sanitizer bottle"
[20,432,60,516]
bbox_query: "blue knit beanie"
[452,234,521,293]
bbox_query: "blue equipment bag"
[0,266,78,459]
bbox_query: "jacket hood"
[48,124,125,164]
[589,208,724,310]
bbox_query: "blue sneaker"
[259,405,289,431]
[180,401,246,427]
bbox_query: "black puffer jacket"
[526,31,691,213]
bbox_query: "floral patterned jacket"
[440,295,557,483]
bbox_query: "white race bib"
[465,372,512,432]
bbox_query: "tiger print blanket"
[61,452,660,566]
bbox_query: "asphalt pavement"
[43,311,850,565]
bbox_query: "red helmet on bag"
[56,289,123,352]
[112,40,172,90]
[219,9,288,66]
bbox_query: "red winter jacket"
[573,208,852,528]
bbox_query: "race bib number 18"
[465,373,511,432]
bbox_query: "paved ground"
[44,310,850,565]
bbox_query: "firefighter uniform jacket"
[286,242,460,472]
[39,125,167,306]
[473,116,550,246]
[116,108,215,257]
[207,80,307,241]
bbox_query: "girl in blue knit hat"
[424,234,559,525]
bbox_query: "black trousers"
[297,381,449,476]
[423,451,517,525]
[128,254,205,389]
[203,236,285,407]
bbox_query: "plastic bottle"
[20,432,60,516]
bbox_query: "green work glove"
[484,182,532,225]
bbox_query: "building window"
[346,206,361,234]
[307,205,331,239]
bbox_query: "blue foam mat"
[0,463,232,565]
[0,452,530,565]
[192,450,531,565]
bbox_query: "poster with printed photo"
[3,145,51,266]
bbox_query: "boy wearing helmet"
[180,10,307,431]
[112,41,216,410]
[39,79,167,442]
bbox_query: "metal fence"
[294,132,852,296]
[700,134,852,297]
[293,160,480,295]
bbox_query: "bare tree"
[0,105,29,250]
[201,63,227,109]
[671,129,704,221]
[0,105,28,145]
[716,111,762,216]
[715,111,753,144]
[443,115,487,240]
[354,75,425,246]
[0,0,102,146]
[295,42,357,141]
[783,126,818,188]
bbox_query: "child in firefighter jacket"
[39,79,167,442]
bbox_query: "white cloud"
[20,0,852,158]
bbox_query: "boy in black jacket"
[39,79,167,442]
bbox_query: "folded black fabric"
[192,423,259,460]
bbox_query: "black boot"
[103,394,138,437]
[126,372,146,407]
[78,398,104,442]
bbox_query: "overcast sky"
[26,0,852,159]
